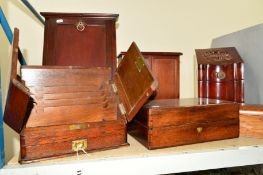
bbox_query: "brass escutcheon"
[72,139,88,151]
[196,127,203,133]
[216,71,226,80]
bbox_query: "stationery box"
[195,47,244,103]
[129,98,239,149]
[4,28,157,163]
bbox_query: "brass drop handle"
[196,127,203,133]
[76,21,87,32]
[216,71,226,80]
[76,142,84,149]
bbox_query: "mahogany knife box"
[240,105,263,138]
[128,98,239,149]
[4,29,157,163]
[118,52,182,99]
[41,12,118,75]
[195,47,244,103]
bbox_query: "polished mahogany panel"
[119,52,182,99]
[196,47,244,103]
[41,12,118,75]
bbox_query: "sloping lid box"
[195,47,243,65]
[4,28,158,133]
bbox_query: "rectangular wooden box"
[195,47,244,103]
[128,98,239,149]
[118,52,182,99]
[41,12,118,75]
[4,28,157,163]
[240,105,263,138]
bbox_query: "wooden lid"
[4,80,31,133]
[118,51,183,58]
[3,28,32,133]
[240,104,263,116]
[143,98,236,109]
[195,47,243,65]
[113,42,158,122]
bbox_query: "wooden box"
[128,98,239,149]
[4,29,157,163]
[118,52,182,99]
[195,47,244,103]
[240,105,263,138]
[41,12,118,75]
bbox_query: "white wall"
[1,0,263,161]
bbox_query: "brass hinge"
[118,103,126,115]
[111,83,118,93]
[72,139,88,151]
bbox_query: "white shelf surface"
[1,135,263,175]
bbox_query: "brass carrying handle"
[76,21,87,31]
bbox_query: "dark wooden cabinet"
[195,47,244,103]
[41,12,118,75]
[119,52,182,99]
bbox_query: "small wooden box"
[41,12,118,75]
[195,47,244,103]
[240,105,263,138]
[119,52,182,99]
[128,98,239,149]
[4,29,157,163]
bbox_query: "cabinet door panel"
[151,58,179,99]
[54,23,106,66]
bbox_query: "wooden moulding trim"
[119,52,183,57]
[40,12,119,19]
[240,110,263,116]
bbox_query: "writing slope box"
[4,28,157,163]
[128,98,239,149]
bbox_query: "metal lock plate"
[72,139,88,151]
